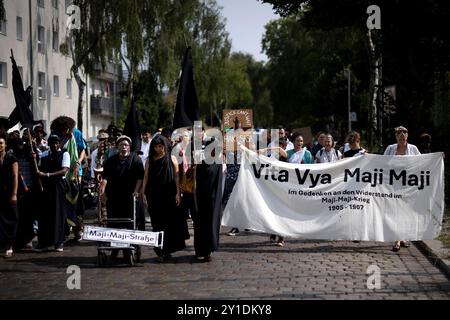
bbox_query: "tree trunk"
[67,32,86,131]
[121,54,134,103]
[72,65,86,131]
[67,28,107,132]
[367,29,382,152]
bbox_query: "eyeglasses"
[396,130,408,134]
[118,142,130,147]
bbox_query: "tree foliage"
[262,15,367,138]
[137,0,233,129]
[63,0,144,130]
[261,0,450,152]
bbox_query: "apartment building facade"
[0,0,121,139]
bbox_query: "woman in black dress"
[0,134,19,258]
[142,135,187,262]
[193,138,223,261]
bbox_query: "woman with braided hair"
[142,135,188,262]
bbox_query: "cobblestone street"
[1,223,449,300]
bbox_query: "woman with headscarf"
[192,137,223,262]
[142,135,187,262]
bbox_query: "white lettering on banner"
[222,147,445,242]
[82,226,163,247]
[250,163,431,190]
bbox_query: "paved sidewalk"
[0,224,449,300]
[416,240,450,278]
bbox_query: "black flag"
[0,117,10,131]
[173,47,199,129]
[123,96,141,153]
[8,49,34,129]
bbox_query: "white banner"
[222,147,445,241]
[83,226,163,247]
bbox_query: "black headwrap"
[149,135,174,185]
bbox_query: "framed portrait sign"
[223,109,253,130]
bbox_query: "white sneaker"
[227,228,240,236]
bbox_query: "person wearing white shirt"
[384,126,420,252]
[383,126,420,156]
[315,134,342,163]
[139,128,152,167]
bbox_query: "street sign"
[83,226,164,247]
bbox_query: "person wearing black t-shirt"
[343,131,366,158]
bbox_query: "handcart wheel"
[98,251,108,267]
[136,246,141,263]
[110,249,119,260]
[125,250,136,267]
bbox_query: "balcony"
[90,96,123,117]
[93,62,121,81]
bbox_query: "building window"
[52,0,59,9]
[38,26,45,53]
[0,62,7,87]
[53,75,59,97]
[38,72,46,99]
[16,17,23,41]
[66,78,72,98]
[38,0,45,8]
[53,31,59,52]
[0,19,7,35]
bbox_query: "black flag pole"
[173,47,201,212]
[8,49,43,192]
[123,95,141,153]
[173,47,200,130]
[8,49,34,130]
